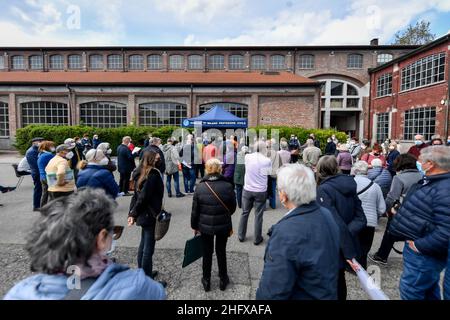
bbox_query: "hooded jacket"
[76,164,120,199]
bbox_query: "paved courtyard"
[0,151,405,300]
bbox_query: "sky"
[0,0,449,46]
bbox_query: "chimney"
[370,38,379,46]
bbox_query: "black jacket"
[141,145,166,174]
[191,174,236,236]
[117,144,136,174]
[317,174,367,268]
[325,142,336,155]
[128,168,164,228]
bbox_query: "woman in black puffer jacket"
[191,158,237,292]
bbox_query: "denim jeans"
[182,166,196,193]
[267,177,277,209]
[238,189,267,243]
[400,244,446,300]
[235,184,243,208]
[166,171,181,196]
[444,243,450,300]
[137,226,156,278]
[32,173,42,209]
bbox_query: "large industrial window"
[129,55,143,70]
[209,55,225,70]
[107,54,123,70]
[11,56,25,70]
[229,55,244,70]
[0,56,5,69]
[376,112,390,143]
[199,102,248,119]
[403,107,436,141]
[80,102,127,128]
[29,55,43,70]
[270,55,285,70]
[320,79,362,110]
[89,55,104,70]
[148,54,163,70]
[49,55,64,70]
[299,54,314,69]
[400,52,445,91]
[347,54,363,69]
[376,73,392,97]
[21,102,68,127]
[68,54,82,69]
[169,55,184,70]
[188,55,203,70]
[377,53,393,65]
[0,102,9,137]
[139,103,187,127]
[251,55,266,70]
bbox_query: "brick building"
[369,34,449,145]
[0,40,417,149]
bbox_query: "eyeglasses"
[112,226,124,240]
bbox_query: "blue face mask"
[416,161,430,176]
[414,140,423,146]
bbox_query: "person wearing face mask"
[447,136,450,146]
[92,134,101,149]
[117,136,139,196]
[389,146,450,300]
[65,138,82,182]
[361,144,386,168]
[256,164,340,300]
[45,144,76,200]
[325,137,337,155]
[97,142,117,172]
[431,138,444,146]
[407,134,428,159]
[37,141,56,207]
[77,149,120,200]
[26,137,45,212]
[386,141,400,177]
[3,189,166,300]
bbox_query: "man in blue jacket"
[256,164,340,300]
[390,145,450,300]
[117,136,138,196]
[25,137,44,211]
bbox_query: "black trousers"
[195,164,205,179]
[338,268,347,301]
[358,226,375,269]
[201,233,228,280]
[376,216,396,260]
[40,180,49,207]
[119,171,132,194]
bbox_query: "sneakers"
[219,276,230,291]
[201,277,211,292]
[368,253,387,266]
[167,193,172,198]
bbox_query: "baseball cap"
[64,138,76,149]
[31,137,45,143]
[56,144,70,153]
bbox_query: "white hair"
[277,164,317,207]
[85,149,105,163]
[371,158,383,167]
[306,139,314,147]
[420,145,450,171]
[352,161,369,176]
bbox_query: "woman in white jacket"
[352,161,386,269]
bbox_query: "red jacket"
[407,143,428,159]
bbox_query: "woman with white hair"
[77,149,120,200]
[336,143,352,174]
[96,142,117,172]
[4,189,166,300]
[256,164,340,300]
[352,161,386,269]
[367,158,392,198]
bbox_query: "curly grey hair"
[25,188,117,274]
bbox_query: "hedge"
[15,125,347,155]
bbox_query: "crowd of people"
[3,131,450,301]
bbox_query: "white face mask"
[99,157,109,166]
[50,147,56,153]
[65,151,74,160]
[106,149,112,155]
[106,239,116,257]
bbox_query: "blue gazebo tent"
[182,106,248,128]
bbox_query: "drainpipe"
[368,73,373,141]
[445,67,449,139]
[190,84,194,117]
[66,84,73,126]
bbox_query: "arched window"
[377,53,393,65]
[347,53,363,68]
[80,102,127,128]
[251,55,266,70]
[89,54,104,70]
[49,55,64,70]
[188,55,203,70]
[229,54,244,70]
[208,54,224,70]
[21,101,68,127]
[299,54,314,69]
[320,80,362,109]
[199,102,248,119]
[148,54,162,70]
[270,55,285,70]
[139,103,187,127]
[0,102,9,137]
[107,54,123,70]
[29,55,43,70]
[169,55,184,70]
[129,55,143,70]
[68,54,82,69]
[0,56,5,70]
[11,55,25,70]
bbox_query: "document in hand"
[132,147,141,154]
[352,259,389,300]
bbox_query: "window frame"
[80,101,127,128]
[68,54,82,70]
[377,53,393,65]
[89,54,104,70]
[11,55,25,70]
[403,106,436,141]
[270,54,286,70]
[49,54,64,70]
[139,102,187,127]
[208,54,225,70]
[376,73,393,97]
[229,54,244,70]
[376,112,390,143]
[21,101,69,127]
[107,54,123,70]
[251,54,266,70]
[0,102,9,137]
[347,53,363,69]
[169,54,184,70]
[400,52,446,92]
[29,55,44,70]
[128,54,144,70]
[299,54,315,69]
[147,54,163,70]
[188,54,203,70]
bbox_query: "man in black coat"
[117,136,138,195]
[141,137,166,174]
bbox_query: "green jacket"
[233,152,246,185]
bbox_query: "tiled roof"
[0,71,319,86]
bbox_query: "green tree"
[392,20,436,45]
